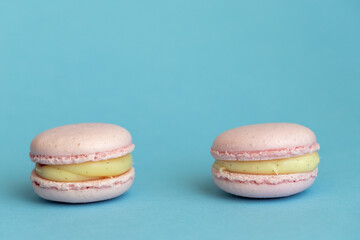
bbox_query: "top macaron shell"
[211,123,319,161]
[30,123,135,165]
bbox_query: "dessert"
[210,123,320,198]
[30,123,135,203]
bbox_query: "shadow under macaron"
[7,179,49,205]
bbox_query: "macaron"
[210,123,320,198]
[30,123,135,203]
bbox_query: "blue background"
[1,1,359,239]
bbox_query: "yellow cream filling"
[35,154,133,182]
[213,152,319,175]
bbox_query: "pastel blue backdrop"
[1,1,359,239]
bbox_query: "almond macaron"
[210,123,320,198]
[30,123,135,203]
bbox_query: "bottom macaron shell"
[212,167,317,198]
[30,167,135,203]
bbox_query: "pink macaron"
[210,123,320,198]
[30,123,135,203]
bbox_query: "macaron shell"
[30,123,134,164]
[211,123,319,161]
[30,167,135,203]
[212,167,317,198]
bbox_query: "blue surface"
[1,1,359,239]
